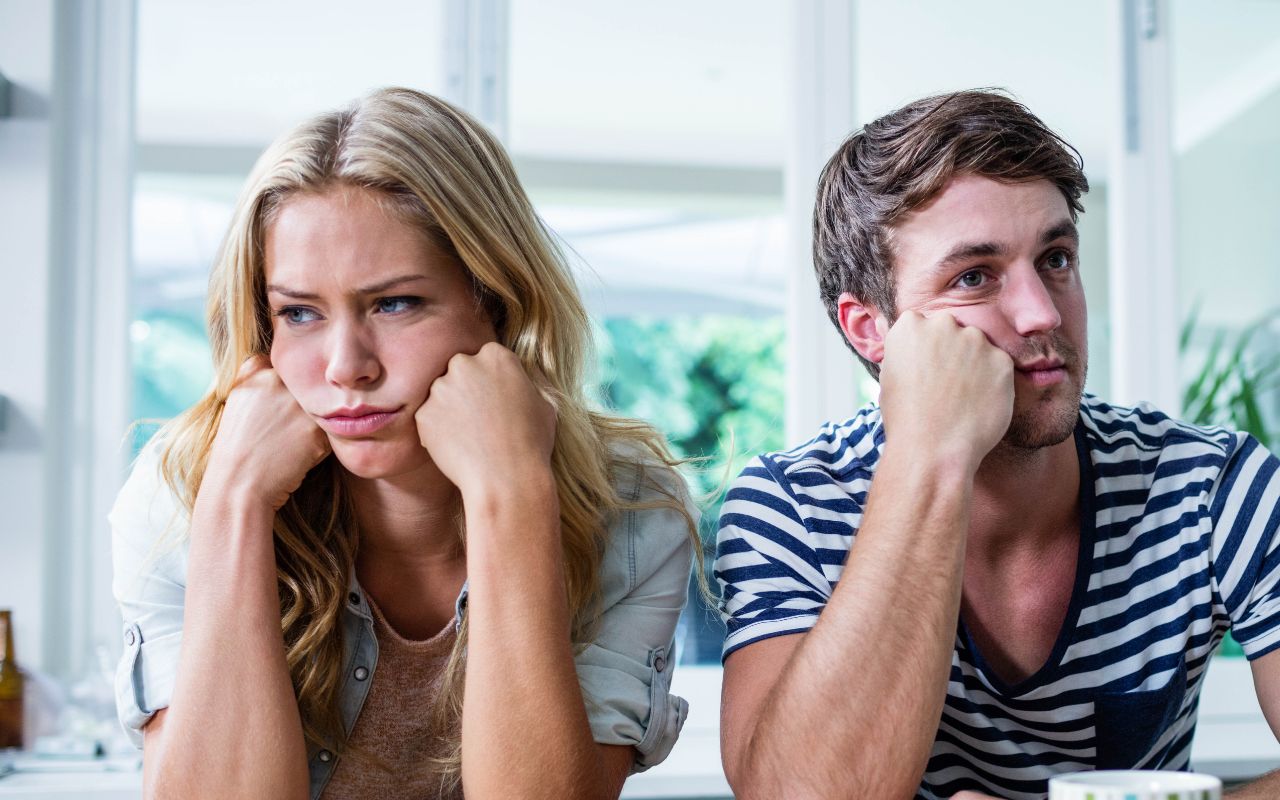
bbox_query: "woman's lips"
[318,408,402,436]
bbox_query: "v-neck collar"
[956,419,1097,697]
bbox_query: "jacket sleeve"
[109,440,190,747]
[573,460,698,772]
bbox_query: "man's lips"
[318,405,403,436]
[1014,360,1067,387]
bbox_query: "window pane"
[510,0,789,664]
[137,0,447,146]
[1172,1,1280,658]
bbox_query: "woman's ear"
[837,292,888,365]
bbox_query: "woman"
[111,87,699,800]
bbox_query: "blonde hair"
[156,87,698,792]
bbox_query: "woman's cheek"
[269,341,315,399]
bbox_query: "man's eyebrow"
[933,241,1007,275]
[1040,219,1079,247]
[265,274,428,300]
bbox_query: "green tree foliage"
[595,314,785,521]
[594,314,786,663]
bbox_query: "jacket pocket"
[1093,658,1188,769]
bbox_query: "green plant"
[1181,305,1280,658]
[1180,305,1280,449]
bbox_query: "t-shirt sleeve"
[109,440,190,747]
[715,456,837,662]
[1208,433,1280,659]
[573,462,697,773]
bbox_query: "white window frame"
[46,0,136,680]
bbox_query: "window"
[1172,2,1280,658]
[508,0,790,663]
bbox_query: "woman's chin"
[329,438,430,480]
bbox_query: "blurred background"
[2,0,1279,792]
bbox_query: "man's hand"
[878,310,1014,472]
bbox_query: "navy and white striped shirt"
[715,395,1280,799]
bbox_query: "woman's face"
[263,185,497,479]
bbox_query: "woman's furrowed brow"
[266,274,429,299]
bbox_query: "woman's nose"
[324,323,381,388]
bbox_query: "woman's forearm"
[147,480,309,800]
[460,473,619,800]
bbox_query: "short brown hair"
[812,89,1089,377]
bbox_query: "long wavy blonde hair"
[156,86,699,791]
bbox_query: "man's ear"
[837,292,888,365]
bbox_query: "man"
[715,90,1280,800]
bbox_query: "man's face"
[887,174,1088,450]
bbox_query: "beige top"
[321,597,462,800]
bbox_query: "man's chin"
[1003,387,1083,450]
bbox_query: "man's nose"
[325,321,381,387]
[1005,267,1062,338]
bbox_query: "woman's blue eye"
[376,296,422,314]
[276,306,319,325]
[956,270,986,288]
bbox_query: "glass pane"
[508,0,785,166]
[1172,1,1280,657]
[510,1,789,664]
[137,0,447,145]
[130,174,236,452]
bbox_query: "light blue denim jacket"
[110,443,696,798]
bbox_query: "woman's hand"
[951,792,1004,799]
[414,342,557,506]
[205,355,331,511]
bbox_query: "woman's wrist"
[460,462,558,524]
[196,465,279,525]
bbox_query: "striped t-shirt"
[715,395,1280,800]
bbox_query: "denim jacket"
[111,442,695,798]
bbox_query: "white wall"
[0,1,56,673]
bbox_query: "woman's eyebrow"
[266,274,429,299]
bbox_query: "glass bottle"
[0,610,23,749]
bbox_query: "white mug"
[1048,770,1222,800]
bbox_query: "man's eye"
[375,296,422,314]
[275,306,319,325]
[956,270,986,288]
[1045,251,1073,270]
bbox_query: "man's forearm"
[736,448,974,800]
[1226,769,1280,798]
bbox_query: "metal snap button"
[654,654,666,672]
[318,749,332,763]
[354,666,369,681]
[348,592,360,605]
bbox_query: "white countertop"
[1,661,1274,799]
